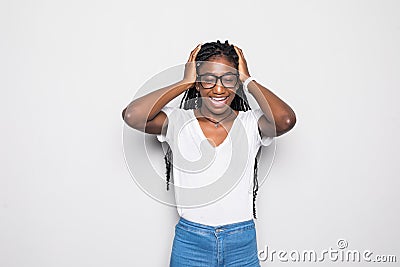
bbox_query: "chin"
[204,100,233,114]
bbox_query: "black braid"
[253,157,259,219]
[163,40,260,219]
[164,146,173,190]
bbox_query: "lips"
[209,96,229,107]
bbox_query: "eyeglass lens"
[200,74,238,88]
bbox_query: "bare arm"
[122,80,191,133]
[248,80,296,137]
[122,44,202,134]
[234,46,296,137]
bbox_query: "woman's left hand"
[234,45,251,82]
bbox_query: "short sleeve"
[252,108,275,147]
[156,106,177,143]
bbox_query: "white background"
[1,0,399,266]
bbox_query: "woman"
[122,40,296,266]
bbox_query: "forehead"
[197,56,237,75]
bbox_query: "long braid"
[164,146,173,190]
[253,157,259,219]
[164,40,261,219]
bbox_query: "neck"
[199,109,236,128]
[198,107,237,122]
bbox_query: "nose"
[212,79,226,94]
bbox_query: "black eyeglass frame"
[196,73,240,89]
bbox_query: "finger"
[188,51,196,62]
[188,44,200,60]
[236,46,244,55]
[189,43,202,62]
[191,43,202,55]
[237,48,245,59]
[192,43,202,56]
[233,45,243,58]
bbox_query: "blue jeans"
[170,216,261,267]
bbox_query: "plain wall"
[1,0,399,266]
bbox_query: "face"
[196,56,239,115]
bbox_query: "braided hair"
[164,40,261,219]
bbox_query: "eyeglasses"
[197,73,239,89]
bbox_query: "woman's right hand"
[182,43,202,85]
[123,44,202,132]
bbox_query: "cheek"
[227,94,236,104]
[230,90,238,98]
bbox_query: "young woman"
[122,40,296,266]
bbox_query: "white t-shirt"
[157,106,274,226]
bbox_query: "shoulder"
[239,108,275,147]
[156,106,189,143]
[160,106,193,125]
[160,106,179,117]
[161,106,192,117]
[235,109,259,136]
[238,109,262,123]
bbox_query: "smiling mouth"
[210,96,228,101]
[209,96,229,107]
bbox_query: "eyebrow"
[199,71,237,76]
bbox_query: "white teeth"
[210,96,228,101]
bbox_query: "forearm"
[247,80,296,131]
[123,80,191,127]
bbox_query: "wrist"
[241,73,251,82]
[243,76,256,93]
[178,79,195,91]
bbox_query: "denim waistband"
[178,216,255,234]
